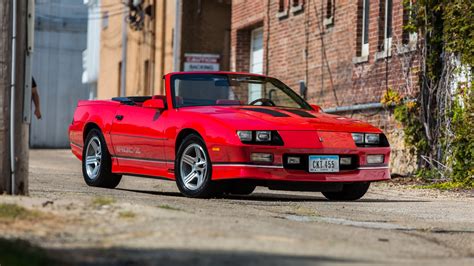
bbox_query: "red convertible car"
[69,72,390,200]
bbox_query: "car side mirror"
[143,99,166,109]
[311,104,322,112]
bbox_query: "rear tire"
[175,134,219,198]
[82,128,122,188]
[322,182,370,201]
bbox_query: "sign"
[184,53,220,71]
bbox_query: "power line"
[36,1,127,10]
[36,9,128,22]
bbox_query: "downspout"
[323,102,385,113]
[10,0,18,195]
[173,0,181,71]
[120,10,127,97]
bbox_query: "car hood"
[180,106,381,133]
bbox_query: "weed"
[91,196,116,207]
[118,211,136,219]
[157,204,182,211]
[0,204,41,220]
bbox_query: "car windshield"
[171,73,312,110]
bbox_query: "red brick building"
[231,0,419,174]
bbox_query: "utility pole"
[0,0,31,195]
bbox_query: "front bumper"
[212,163,390,182]
[208,131,391,183]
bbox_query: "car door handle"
[115,115,124,121]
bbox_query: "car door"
[110,104,168,176]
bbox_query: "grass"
[118,211,136,219]
[157,204,182,211]
[0,204,41,221]
[91,196,116,207]
[0,238,52,266]
[286,206,319,217]
[413,181,471,190]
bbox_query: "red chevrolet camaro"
[69,72,390,200]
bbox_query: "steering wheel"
[249,98,276,107]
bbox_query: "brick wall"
[181,0,231,71]
[231,0,420,174]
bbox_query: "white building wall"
[31,0,89,148]
[82,0,101,99]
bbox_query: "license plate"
[309,155,339,173]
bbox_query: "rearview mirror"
[311,104,322,112]
[143,99,166,109]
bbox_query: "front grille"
[283,154,359,171]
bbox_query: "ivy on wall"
[391,0,473,187]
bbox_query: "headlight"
[236,130,284,145]
[351,133,364,144]
[365,134,380,144]
[256,131,271,142]
[237,131,252,142]
[352,133,385,146]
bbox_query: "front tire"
[175,134,219,198]
[322,182,370,201]
[82,128,122,188]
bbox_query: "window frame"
[360,0,370,57]
[277,0,289,19]
[324,0,335,27]
[377,0,393,58]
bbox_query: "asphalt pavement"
[1,149,473,265]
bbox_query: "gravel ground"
[0,149,473,265]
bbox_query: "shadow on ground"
[116,188,429,203]
[0,238,366,266]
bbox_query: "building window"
[402,0,417,48]
[249,28,264,102]
[102,11,109,30]
[324,0,335,27]
[279,0,287,12]
[277,0,289,19]
[378,0,392,57]
[358,0,370,57]
[291,0,304,14]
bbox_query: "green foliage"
[394,0,474,188]
[443,0,474,66]
[119,211,136,219]
[414,181,467,190]
[380,88,402,106]
[0,204,41,220]
[394,101,427,157]
[91,196,116,207]
[449,87,474,187]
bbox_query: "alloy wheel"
[179,143,208,190]
[85,136,102,180]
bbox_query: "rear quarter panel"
[69,100,120,159]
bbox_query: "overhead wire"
[36,1,127,10]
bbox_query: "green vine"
[395,0,474,188]
[450,86,474,187]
